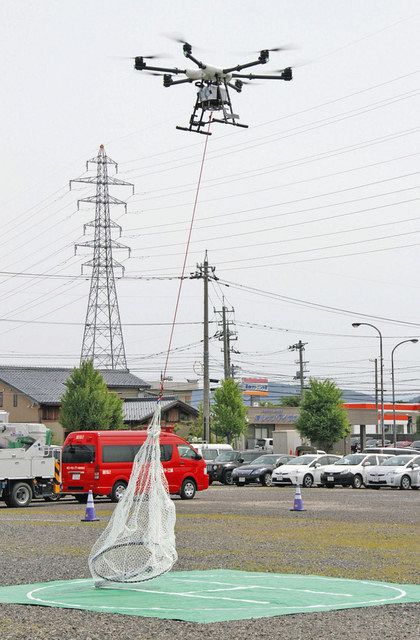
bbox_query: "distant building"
[146,380,199,404]
[0,366,150,442]
[123,397,198,433]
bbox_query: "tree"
[211,378,248,444]
[296,378,350,451]
[60,360,124,432]
[280,395,301,407]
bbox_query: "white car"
[271,453,341,488]
[317,453,392,489]
[365,454,420,490]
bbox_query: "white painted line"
[174,578,354,597]
[24,577,407,616]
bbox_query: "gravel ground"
[0,485,419,639]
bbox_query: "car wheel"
[111,481,127,502]
[261,472,273,487]
[7,482,32,508]
[302,474,313,488]
[352,474,363,489]
[180,478,196,500]
[399,475,411,490]
[223,471,234,485]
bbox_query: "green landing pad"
[0,570,419,623]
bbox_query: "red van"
[61,430,209,502]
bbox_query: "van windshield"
[62,444,95,463]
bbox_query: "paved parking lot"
[0,485,418,639]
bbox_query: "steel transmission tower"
[71,145,134,370]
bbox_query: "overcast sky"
[0,0,419,397]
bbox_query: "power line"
[219,279,420,328]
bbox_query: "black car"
[208,450,262,485]
[231,454,295,487]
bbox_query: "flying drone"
[133,39,293,135]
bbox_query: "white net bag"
[89,402,177,586]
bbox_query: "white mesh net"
[88,402,177,586]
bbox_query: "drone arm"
[232,68,292,81]
[184,51,206,70]
[226,82,242,93]
[167,78,194,86]
[222,58,266,74]
[135,62,187,75]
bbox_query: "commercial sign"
[242,377,269,397]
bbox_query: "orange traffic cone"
[81,490,99,522]
[290,484,305,512]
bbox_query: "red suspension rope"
[159,118,212,397]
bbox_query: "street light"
[352,322,385,446]
[391,339,418,445]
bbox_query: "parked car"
[318,453,392,489]
[411,440,420,451]
[192,443,233,463]
[363,446,419,456]
[208,450,262,485]
[295,445,326,456]
[390,441,415,449]
[365,454,420,490]
[255,438,273,452]
[231,454,295,487]
[271,454,341,488]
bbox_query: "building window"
[0,392,3,408]
[41,406,60,421]
[13,394,18,408]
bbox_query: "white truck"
[0,421,61,507]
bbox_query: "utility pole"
[288,340,308,396]
[71,145,133,369]
[215,299,237,379]
[191,252,217,442]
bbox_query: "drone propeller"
[163,32,190,45]
[265,45,297,52]
[162,32,212,53]
[110,53,172,60]
[232,44,298,54]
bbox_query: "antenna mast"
[71,145,134,370]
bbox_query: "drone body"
[134,42,293,134]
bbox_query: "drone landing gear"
[212,118,248,129]
[176,80,249,135]
[176,124,212,136]
[176,93,212,135]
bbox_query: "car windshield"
[214,451,238,462]
[287,455,317,465]
[379,455,414,466]
[334,454,365,466]
[201,449,219,460]
[250,455,279,465]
